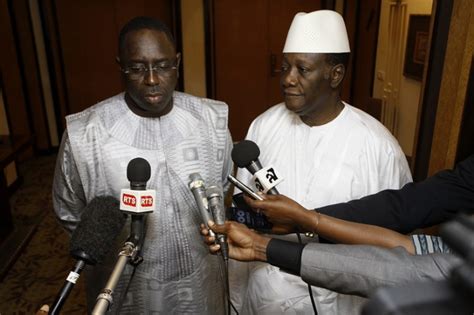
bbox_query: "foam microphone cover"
[127,157,151,183]
[70,196,126,265]
[231,140,260,168]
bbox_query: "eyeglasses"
[120,60,178,80]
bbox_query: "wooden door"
[211,0,322,141]
[0,0,30,137]
[344,0,381,118]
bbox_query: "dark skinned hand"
[243,194,313,234]
[200,221,270,262]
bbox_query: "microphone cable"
[217,253,239,315]
[296,232,318,315]
[114,259,138,313]
[189,174,238,314]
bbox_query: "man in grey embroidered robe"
[52,16,232,314]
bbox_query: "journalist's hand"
[200,221,270,262]
[244,194,314,234]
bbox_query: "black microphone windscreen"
[231,140,260,168]
[70,196,126,264]
[127,157,151,183]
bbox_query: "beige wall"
[373,0,433,156]
[180,0,206,97]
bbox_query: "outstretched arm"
[299,243,459,297]
[245,194,415,253]
[201,221,459,297]
[316,155,474,233]
[201,221,270,262]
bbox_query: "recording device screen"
[229,193,273,232]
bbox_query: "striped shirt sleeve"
[411,234,451,255]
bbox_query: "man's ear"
[330,64,345,88]
[176,53,182,68]
[175,52,182,77]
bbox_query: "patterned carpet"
[0,155,87,314]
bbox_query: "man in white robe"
[231,10,412,315]
[53,17,232,314]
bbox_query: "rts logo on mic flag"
[120,189,156,213]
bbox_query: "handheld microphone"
[231,140,283,194]
[50,196,125,315]
[233,143,316,314]
[189,173,215,237]
[206,185,229,261]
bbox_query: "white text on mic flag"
[120,189,156,213]
[251,165,284,193]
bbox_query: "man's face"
[119,29,180,116]
[280,53,332,118]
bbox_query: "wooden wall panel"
[341,0,357,103]
[428,0,474,174]
[212,0,268,141]
[211,0,321,141]
[9,0,51,150]
[53,0,123,115]
[0,0,31,137]
[412,0,453,181]
[349,0,381,113]
[456,55,474,163]
[39,0,70,133]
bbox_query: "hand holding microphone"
[201,220,271,263]
[206,185,229,261]
[189,174,228,258]
[243,194,316,235]
[189,173,215,237]
[227,174,310,235]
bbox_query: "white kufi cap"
[283,10,350,53]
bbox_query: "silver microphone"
[206,185,229,261]
[189,173,215,237]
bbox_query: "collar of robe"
[96,92,199,150]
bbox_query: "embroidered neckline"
[97,92,199,149]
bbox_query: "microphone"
[120,157,155,256]
[231,140,283,195]
[93,157,155,314]
[206,185,229,261]
[50,196,126,315]
[189,173,215,237]
[232,143,316,314]
[120,157,155,215]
